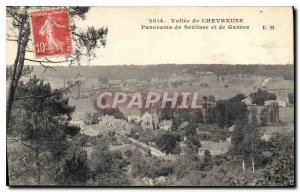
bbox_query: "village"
[62,68,294,162]
[8,64,294,186]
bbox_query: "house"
[226,136,231,142]
[229,125,235,132]
[242,96,252,106]
[159,120,173,131]
[141,112,153,129]
[128,115,141,124]
[264,99,286,107]
[261,134,271,141]
[98,115,131,134]
[276,100,287,107]
[264,100,277,106]
[70,112,88,125]
[69,120,84,128]
[178,121,189,130]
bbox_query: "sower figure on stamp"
[39,13,65,53]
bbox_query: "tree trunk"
[35,150,41,185]
[6,15,30,128]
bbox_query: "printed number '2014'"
[149,19,164,23]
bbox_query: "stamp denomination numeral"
[35,42,46,53]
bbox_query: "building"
[264,99,287,107]
[159,120,173,131]
[141,111,153,129]
[178,121,189,130]
[242,96,253,106]
[276,100,287,107]
[128,115,141,124]
[98,115,132,134]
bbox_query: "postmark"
[30,8,72,57]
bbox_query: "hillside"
[31,64,294,81]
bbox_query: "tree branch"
[24,58,57,73]
[14,74,85,101]
[6,9,21,24]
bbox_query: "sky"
[6,7,294,66]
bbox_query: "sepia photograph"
[6,6,294,187]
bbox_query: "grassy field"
[70,98,97,113]
[261,123,294,136]
[279,106,294,124]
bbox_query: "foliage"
[30,64,294,81]
[184,136,201,161]
[155,131,181,154]
[200,150,213,171]
[257,155,294,186]
[131,149,175,179]
[231,116,262,166]
[215,94,248,128]
[12,77,75,158]
[257,133,294,186]
[260,108,269,126]
[89,138,129,186]
[288,93,294,105]
[56,146,90,186]
[96,108,126,120]
[251,88,277,106]
[208,95,216,102]
[159,108,174,121]
[8,76,84,185]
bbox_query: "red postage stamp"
[30,8,72,58]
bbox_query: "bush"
[64,125,80,136]
[56,147,90,186]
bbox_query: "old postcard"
[6,7,294,186]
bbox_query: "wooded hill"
[31,64,294,81]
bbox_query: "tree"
[8,76,77,184]
[260,108,269,126]
[6,6,108,128]
[183,123,197,136]
[258,155,294,186]
[208,95,215,102]
[184,136,201,161]
[155,131,181,155]
[231,116,262,172]
[159,108,174,121]
[251,89,277,106]
[206,106,216,124]
[215,94,248,128]
[57,146,90,186]
[130,149,175,179]
[89,137,129,186]
[288,93,294,105]
[229,94,246,102]
[200,150,213,171]
[257,133,294,186]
